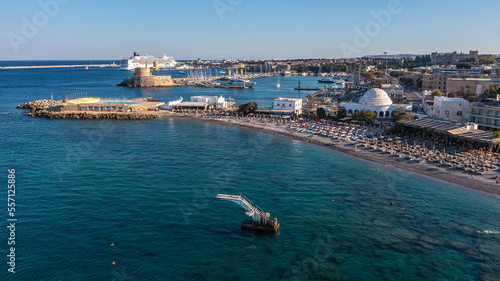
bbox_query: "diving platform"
[216,194,279,232]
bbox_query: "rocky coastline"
[25,110,161,119]
[17,99,65,110]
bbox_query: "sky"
[0,0,499,60]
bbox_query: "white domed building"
[340,88,411,120]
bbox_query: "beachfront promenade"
[164,112,500,194]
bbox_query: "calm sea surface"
[1,64,500,280]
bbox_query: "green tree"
[482,85,500,99]
[432,90,443,97]
[297,66,308,73]
[335,106,346,120]
[316,107,326,119]
[359,109,377,124]
[493,131,500,139]
[390,71,403,78]
[457,62,476,69]
[238,101,258,115]
[352,110,360,120]
[391,107,410,122]
[352,109,377,124]
[416,77,423,88]
[360,69,380,81]
[400,77,414,87]
[479,55,497,65]
[455,85,479,102]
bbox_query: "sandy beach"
[163,113,500,196]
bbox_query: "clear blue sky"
[1,0,498,60]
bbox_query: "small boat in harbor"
[318,74,343,83]
[318,76,335,83]
[84,66,89,70]
[179,70,186,74]
[275,74,280,88]
[222,78,256,88]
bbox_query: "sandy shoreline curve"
[163,113,500,196]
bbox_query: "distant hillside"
[362,54,420,59]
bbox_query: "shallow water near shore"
[1,66,500,280]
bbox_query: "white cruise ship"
[120,52,177,70]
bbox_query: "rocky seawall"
[25,110,160,119]
[18,99,160,120]
[17,99,65,110]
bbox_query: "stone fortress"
[118,67,175,87]
[430,50,478,64]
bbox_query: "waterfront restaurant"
[273,97,303,115]
[171,95,229,112]
[171,102,212,111]
[255,97,303,117]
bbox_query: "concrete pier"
[294,87,322,91]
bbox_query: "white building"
[340,88,411,119]
[273,97,303,115]
[167,95,229,111]
[191,95,227,109]
[433,96,469,122]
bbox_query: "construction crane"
[216,194,279,232]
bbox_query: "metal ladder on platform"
[216,194,277,228]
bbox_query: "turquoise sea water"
[1,66,500,280]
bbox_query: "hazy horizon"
[1,0,499,60]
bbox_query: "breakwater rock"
[26,110,160,119]
[18,98,162,120]
[17,99,65,110]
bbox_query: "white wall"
[273,99,302,114]
[433,97,469,122]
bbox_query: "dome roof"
[359,88,393,106]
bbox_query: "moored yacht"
[222,78,256,88]
[318,76,335,83]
